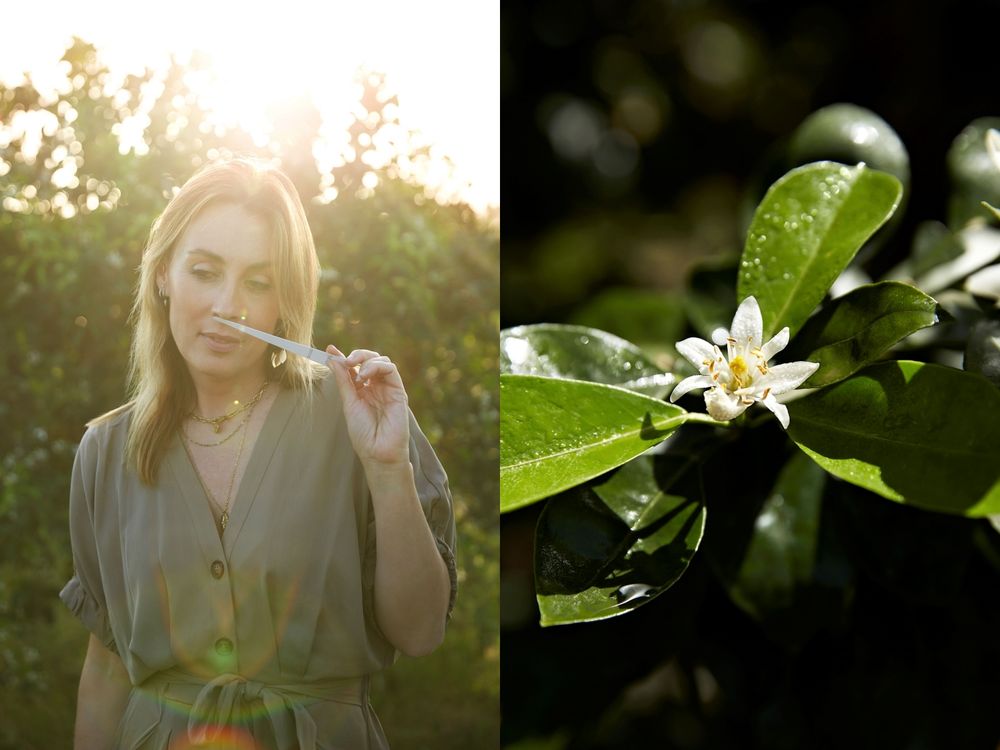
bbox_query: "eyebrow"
[185,248,272,271]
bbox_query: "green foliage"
[535,453,706,625]
[500,375,716,512]
[786,104,911,191]
[501,104,1000,636]
[725,451,825,622]
[500,323,675,396]
[0,38,497,748]
[738,162,902,339]
[787,281,940,387]
[788,361,1000,516]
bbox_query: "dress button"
[215,638,234,656]
[210,560,225,579]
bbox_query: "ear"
[155,265,168,295]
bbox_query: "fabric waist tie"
[141,668,368,750]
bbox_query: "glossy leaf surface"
[500,324,675,397]
[787,281,940,387]
[500,375,716,512]
[535,455,706,626]
[727,452,826,620]
[787,361,1000,516]
[738,162,902,340]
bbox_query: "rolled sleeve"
[60,427,117,652]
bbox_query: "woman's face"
[158,202,280,385]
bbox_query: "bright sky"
[0,0,499,216]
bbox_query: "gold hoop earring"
[271,349,287,368]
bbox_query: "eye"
[190,266,217,280]
[246,278,273,292]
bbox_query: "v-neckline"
[168,383,298,559]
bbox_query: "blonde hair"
[90,157,327,483]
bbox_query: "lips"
[201,331,241,352]
[202,332,239,344]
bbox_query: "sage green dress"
[60,373,457,749]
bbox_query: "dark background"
[502,0,1000,325]
[501,1,1000,747]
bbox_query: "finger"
[356,361,405,392]
[357,360,398,382]
[325,345,358,393]
[346,349,383,366]
[325,343,348,364]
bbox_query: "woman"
[60,157,457,748]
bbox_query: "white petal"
[704,387,750,422]
[711,327,730,346]
[761,392,790,429]
[676,337,717,370]
[730,296,763,350]
[760,327,789,361]
[669,375,714,402]
[758,361,820,394]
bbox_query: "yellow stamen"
[729,355,749,389]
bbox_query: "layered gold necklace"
[182,380,268,533]
[188,380,269,434]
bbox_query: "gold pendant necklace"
[184,391,259,535]
[182,406,252,447]
[189,380,268,433]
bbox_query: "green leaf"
[727,452,826,620]
[500,324,675,397]
[535,454,706,626]
[786,281,940,387]
[500,375,717,513]
[787,361,1000,517]
[738,162,903,340]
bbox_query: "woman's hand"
[327,345,451,657]
[325,345,410,467]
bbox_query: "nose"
[211,280,249,321]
